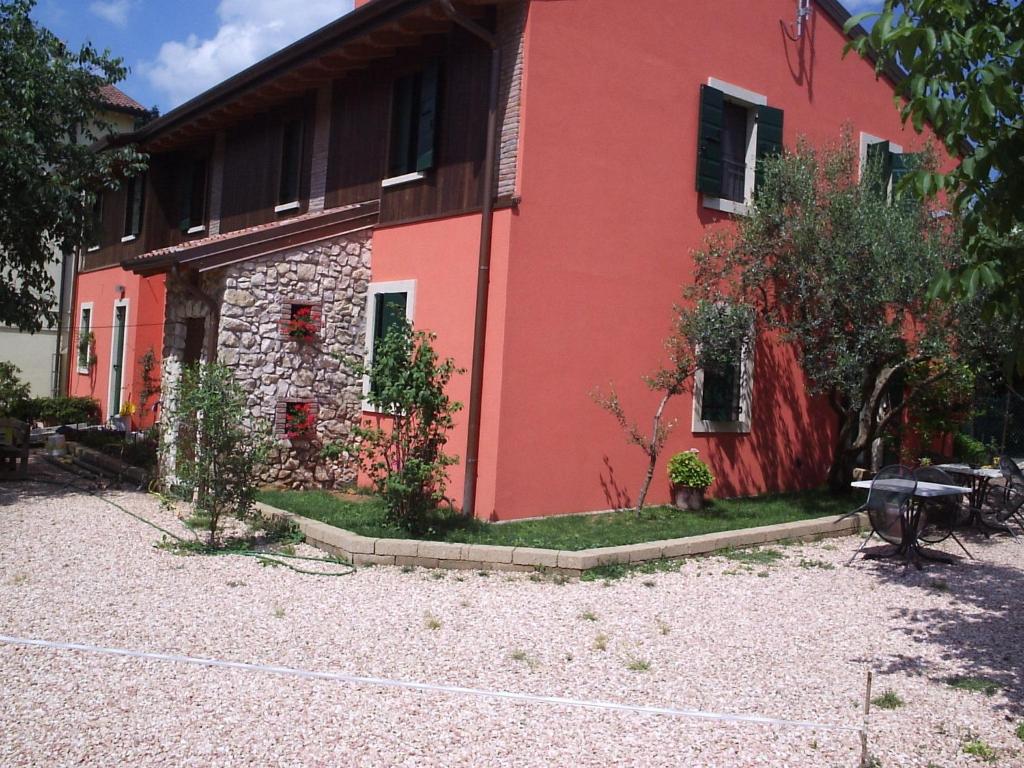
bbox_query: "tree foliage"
[592,300,752,510]
[344,320,462,535]
[693,134,974,490]
[844,1,1024,363]
[0,0,146,331]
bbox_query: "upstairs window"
[697,80,784,215]
[385,61,439,184]
[180,156,208,233]
[87,194,103,251]
[122,174,145,240]
[277,118,303,210]
[862,135,920,202]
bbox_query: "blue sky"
[32,0,883,114]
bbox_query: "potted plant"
[667,449,714,510]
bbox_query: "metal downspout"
[439,0,500,520]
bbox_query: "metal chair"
[914,466,975,557]
[1000,456,1024,490]
[847,465,916,565]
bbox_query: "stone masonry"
[162,230,372,488]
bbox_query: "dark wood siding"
[219,93,316,234]
[80,181,146,271]
[324,25,490,224]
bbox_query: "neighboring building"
[77,0,940,518]
[0,85,148,400]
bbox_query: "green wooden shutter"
[865,140,891,197]
[415,61,439,172]
[389,75,415,176]
[696,85,724,196]
[889,151,920,199]
[754,105,784,196]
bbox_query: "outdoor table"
[851,479,971,566]
[934,464,1011,535]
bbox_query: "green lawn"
[255,489,858,551]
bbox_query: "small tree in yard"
[592,300,753,511]
[344,319,462,535]
[164,363,270,546]
[693,134,976,491]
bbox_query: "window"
[277,118,303,210]
[276,400,318,440]
[76,304,93,373]
[692,335,754,434]
[280,301,321,343]
[122,174,145,240]
[860,133,919,202]
[180,156,208,233]
[384,61,439,184]
[363,280,416,408]
[696,79,784,215]
[87,194,103,251]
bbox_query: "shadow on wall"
[704,333,835,499]
[598,453,632,511]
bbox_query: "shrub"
[16,396,101,426]
[341,319,462,536]
[667,449,714,489]
[0,362,31,417]
[954,433,990,465]
[163,363,271,546]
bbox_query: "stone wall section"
[161,231,372,488]
[496,0,526,200]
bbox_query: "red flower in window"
[285,402,316,440]
[283,304,318,342]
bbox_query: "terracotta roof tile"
[97,84,148,115]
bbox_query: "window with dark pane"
[373,292,408,350]
[701,354,742,423]
[278,118,303,204]
[180,156,208,231]
[719,101,749,203]
[88,194,103,248]
[123,174,145,237]
[388,61,439,177]
[77,307,92,370]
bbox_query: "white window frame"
[858,131,903,196]
[691,332,755,435]
[76,302,94,374]
[107,298,130,419]
[702,78,768,217]
[362,280,416,412]
[381,171,427,188]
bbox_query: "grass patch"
[947,675,1002,696]
[626,656,651,672]
[722,547,785,566]
[1016,722,1024,742]
[580,610,598,622]
[593,633,609,651]
[255,489,853,551]
[580,558,682,582]
[510,650,538,670]
[963,738,997,762]
[871,690,904,710]
[424,613,442,631]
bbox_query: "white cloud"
[90,0,135,28]
[142,0,353,108]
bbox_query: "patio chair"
[1000,456,1024,490]
[847,464,916,565]
[914,466,975,558]
[980,483,1024,535]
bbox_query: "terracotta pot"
[672,484,705,511]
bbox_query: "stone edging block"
[254,501,867,575]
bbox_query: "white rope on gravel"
[0,633,862,734]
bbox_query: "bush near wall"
[11,396,102,426]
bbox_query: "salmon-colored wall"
[68,268,166,429]
[484,0,942,519]
[367,210,512,514]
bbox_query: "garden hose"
[29,458,356,577]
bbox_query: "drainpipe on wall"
[439,0,501,520]
[170,265,220,363]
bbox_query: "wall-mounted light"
[114,284,126,296]
[784,0,812,41]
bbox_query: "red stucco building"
[71,0,940,519]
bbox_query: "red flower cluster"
[285,402,315,440]
[283,305,317,342]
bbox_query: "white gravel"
[2,469,1023,767]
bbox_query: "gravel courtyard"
[2,473,1023,767]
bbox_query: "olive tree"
[693,134,973,491]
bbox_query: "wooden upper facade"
[84,0,513,273]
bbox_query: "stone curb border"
[256,501,868,576]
